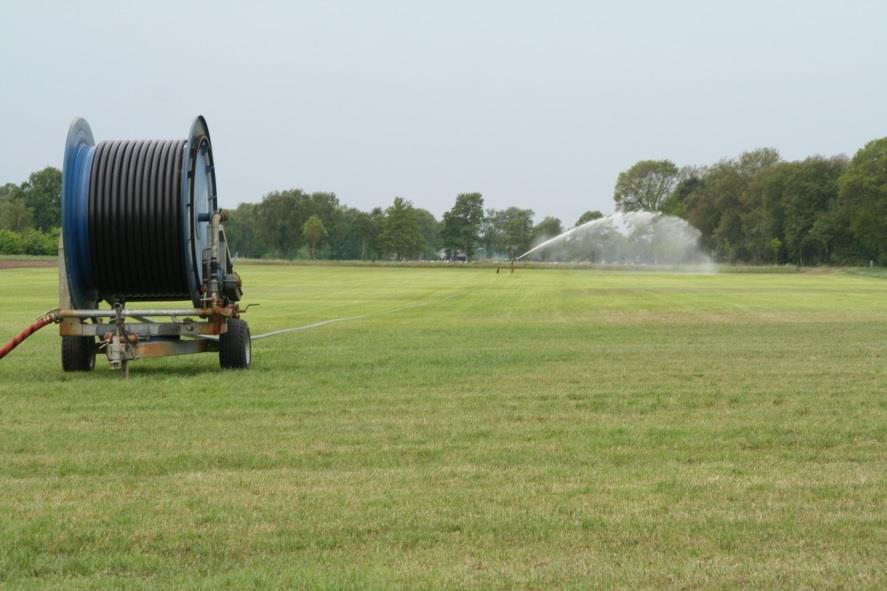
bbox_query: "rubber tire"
[219,318,251,369]
[61,336,96,372]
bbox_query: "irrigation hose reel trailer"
[56,115,249,375]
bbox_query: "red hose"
[0,312,57,361]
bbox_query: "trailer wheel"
[219,318,251,369]
[61,336,96,372]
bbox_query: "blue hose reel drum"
[62,116,218,309]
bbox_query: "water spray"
[516,211,712,267]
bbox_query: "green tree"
[0,182,16,202]
[481,209,503,258]
[681,162,741,259]
[368,207,387,260]
[256,190,307,258]
[498,207,535,259]
[254,189,342,259]
[350,211,375,260]
[575,210,603,226]
[328,207,365,260]
[380,197,424,260]
[306,192,344,258]
[302,215,328,259]
[0,197,34,232]
[414,208,441,259]
[678,149,781,262]
[838,138,887,263]
[613,160,679,212]
[740,163,791,263]
[533,216,563,242]
[736,148,781,177]
[769,238,782,264]
[15,167,62,231]
[225,202,264,258]
[441,192,484,259]
[782,157,846,265]
[661,167,706,218]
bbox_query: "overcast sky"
[1,0,885,225]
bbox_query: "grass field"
[0,264,885,589]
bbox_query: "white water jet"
[517,211,713,269]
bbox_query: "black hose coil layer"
[88,139,188,300]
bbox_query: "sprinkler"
[0,116,250,376]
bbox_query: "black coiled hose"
[88,139,189,300]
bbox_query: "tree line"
[613,138,887,265]
[223,190,598,261]
[2,165,599,260]
[2,135,885,265]
[0,167,62,255]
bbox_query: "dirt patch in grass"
[0,259,56,269]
